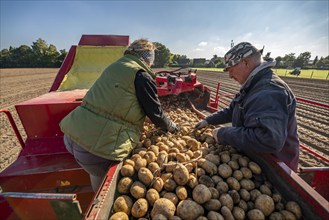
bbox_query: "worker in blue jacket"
[195,42,300,171]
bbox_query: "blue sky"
[1,0,328,59]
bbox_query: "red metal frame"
[0,109,25,148]
[296,97,329,109]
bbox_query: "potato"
[220,153,231,163]
[151,198,176,219]
[227,177,240,191]
[229,189,241,204]
[146,188,160,206]
[112,195,133,215]
[130,154,141,163]
[192,184,212,204]
[187,138,201,151]
[196,216,207,220]
[204,199,221,211]
[205,154,220,166]
[176,200,204,220]
[163,177,177,192]
[138,167,154,186]
[216,181,229,194]
[173,164,189,186]
[153,214,168,220]
[221,206,234,220]
[143,138,152,148]
[233,206,245,220]
[240,167,253,179]
[185,163,194,173]
[153,177,164,192]
[254,194,275,216]
[163,192,179,206]
[285,201,302,219]
[165,161,177,173]
[217,164,233,178]
[260,184,272,196]
[248,161,262,175]
[148,161,160,174]
[233,170,244,181]
[240,179,255,191]
[211,175,223,185]
[187,174,198,189]
[144,151,157,164]
[227,160,239,170]
[239,188,251,201]
[135,158,147,171]
[238,200,248,212]
[149,145,160,156]
[247,209,265,220]
[280,210,297,220]
[238,156,249,167]
[170,216,182,220]
[131,198,148,218]
[198,175,215,188]
[250,189,262,201]
[272,193,282,203]
[109,211,129,220]
[117,177,133,194]
[219,193,233,211]
[269,212,285,220]
[130,181,147,199]
[120,164,135,177]
[157,151,168,167]
[198,158,217,175]
[209,187,219,199]
[176,186,188,200]
[207,211,224,220]
[196,168,206,177]
[123,159,135,167]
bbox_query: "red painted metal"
[300,144,329,164]
[15,90,86,140]
[84,163,120,220]
[0,109,25,148]
[49,46,77,92]
[78,34,129,46]
[297,97,329,109]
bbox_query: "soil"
[0,68,328,173]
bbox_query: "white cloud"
[198,41,208,47]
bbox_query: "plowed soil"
[0,68,328,173]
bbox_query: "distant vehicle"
[289,67,301,76]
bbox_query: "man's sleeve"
[218,89,289,153]
[135,71,171,131]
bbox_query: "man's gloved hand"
[168,121,180,133]
[194,120,208,129]
[212,126,224,143]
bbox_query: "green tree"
[153,42,170,68]
[293,52,311,68]
[312,56,318,67]
[282,53,296,68]
[275,56,283,67]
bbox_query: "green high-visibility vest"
[60,54,154,161]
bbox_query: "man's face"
[226,60,250,85]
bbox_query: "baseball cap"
[224,42,263,71]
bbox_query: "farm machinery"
[0,35,328,219]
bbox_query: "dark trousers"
[64,135,114,192]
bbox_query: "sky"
[1,0,328,60]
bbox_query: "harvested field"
[0,68,328,173]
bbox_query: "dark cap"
[224,42,263,71]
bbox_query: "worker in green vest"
[60,39,178,191]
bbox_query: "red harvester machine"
[0,35,328,219]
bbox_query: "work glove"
[168,121,180,133]
[194,120,208,129]
[212,125,224,143]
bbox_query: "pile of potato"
[109,96,302,220]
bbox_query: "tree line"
[1,38,328,69]
[0,38,67,68]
